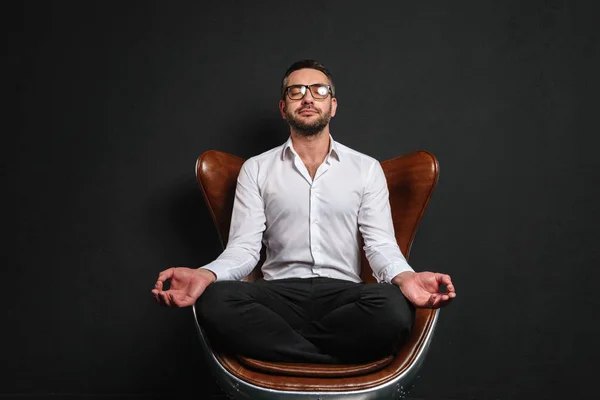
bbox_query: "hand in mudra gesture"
[393,271,456,308]
[151,267,216,307]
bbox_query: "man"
[152,59,456,364]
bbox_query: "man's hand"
[151,267,217,307]
[392,271,456,309]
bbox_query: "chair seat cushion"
[209,308,437,392]
[237,354,394,378]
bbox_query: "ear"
[279,100,287,119]
[330,97,337,118]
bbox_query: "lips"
[298,108,318,115]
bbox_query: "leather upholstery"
[195,149,439,391]
[237,354,394,378]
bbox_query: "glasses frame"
[283,84,332,101]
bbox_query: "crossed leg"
[195,277,414,363]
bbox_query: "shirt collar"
[281,134,341,162]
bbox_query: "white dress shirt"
[201,135,414,284]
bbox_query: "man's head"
[279,59,337,137]
[280,60,336,99]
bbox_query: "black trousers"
[195,277,415,364]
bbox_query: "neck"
[290,130,330,164]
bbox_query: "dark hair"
[281,59,336,99]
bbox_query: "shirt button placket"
[310,184,319,268]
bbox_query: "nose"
[301,88,315,104]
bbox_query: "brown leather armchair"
[192,150,440,399]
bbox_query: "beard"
[284,103,332,137]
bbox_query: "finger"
[169,293,180,307]
[431,293,451,307]
[168,292,192,308]
[169,292,187,307]
[154,291,168,306]
[435,273,452,285]
[436,297,454,308]
[434,292,456,308]
[445,283,456,293]
[156,268,176,286]
[434,274,456,294]
[159,291,172,307]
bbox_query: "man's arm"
[358,160,456,308]
[151,159,266,307]
[357,161,414,283]
[200,158,266,281]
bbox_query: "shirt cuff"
[199,264,231,282]
[380,261,414,284]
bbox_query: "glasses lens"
[287,85,306,99]
[312,85,330,98]
[286,84,330,99]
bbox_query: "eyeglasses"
[284,84,332,100]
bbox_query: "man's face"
[279,68,337,137]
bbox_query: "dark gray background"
[7,0,600,399]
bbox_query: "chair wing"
[383,150,439,258]
[357,151,439,283]
[195,150,245,249]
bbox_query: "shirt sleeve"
[199,159,266,281]
[358,161,414,283]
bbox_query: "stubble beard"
[285,104,332,137]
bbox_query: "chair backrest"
[196,150,439,283]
